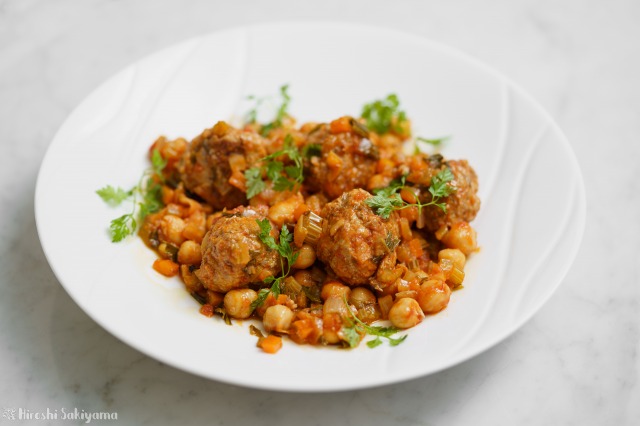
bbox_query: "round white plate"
[35,22,585,392]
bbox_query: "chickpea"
[438,248,466,271]
[223,289,258,319]
[160,215,186,246]
[440,222,478,255]
[349,287,381,323]
[388,297,424,329]
[177,240,202,265]
[322,297,347,345]
[348,287,377,308]
[321,281,351,301]
[268,193,304,227]
[417,279,451,314]
[263,305,294,333]
[293,270,316,287]
[292,244,316,269]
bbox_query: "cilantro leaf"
[342,295,407,348]
[301,143,322,158]
[341,324,363,348]
[256,218,278,251]
[109,214,136,243]
[429,167,455,198]
[244,84,291,134]
[361,93,408,135]
[366,168,456,218]
[365,193,403,219]
[151,149,168,178]
[245,134,304,199]
[244,167,266,199]
[96,185,132,206]
[252,219,300,311]
[416,136,449,147]
[98,149,167,242]
[366,337,383,348]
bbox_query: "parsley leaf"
[97,149,167,242]
[365,175,406,219]
[361,93,408,135]
[341,295,407,348]
[245,134,304,199]
[109,214,136,243]
[244,84,291,136]
[251,219,300,311]
[416,136,449,147]
[244,167,266,199]
[96,185,132,206]
[366,167,456,218]
[256,218,278,251]
[429,167,455,199]
[365,192,403,219]
[301,143,322,158]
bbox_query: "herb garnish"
[365,168,456,220]
[250,219,299,311]
[245,84,291,136]
[416,136,449,147]
[414,136,450,155]
[301,143,322,158]
[97,149,167,242]
[341,295,407,348]
[360,93,408,135]
[244,134,304,198]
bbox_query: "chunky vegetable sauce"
[99,88,481,353]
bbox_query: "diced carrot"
[400,187,418,204]
[258,334,283,354]
[162,186,175,205]
[199,304,214,318]
[292,203,310,222]
[329,116,352,134]
[408,238,424,258]
[376,158,395,174]
[153,259,179,277]
[326,151,343,169]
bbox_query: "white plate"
[35,22,585,392]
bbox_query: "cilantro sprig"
[360,93,408,135]
[341,295,407,348]
[245,84,291,136]
[250,219,299,311]
[365,168,456,220]
[96,149,167,242]
[244,134,304,199]
[414,136,450,155]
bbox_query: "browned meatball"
[316,189,400,286]
[196,207,279,293]
[180,121,268,210]
[417,158,481,232]
[306,121,379,200]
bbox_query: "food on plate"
[97,86,480,353]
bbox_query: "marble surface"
[0,0,638,424]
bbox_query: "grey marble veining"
[1,0,639,425]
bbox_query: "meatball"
[422,159,480,232]
[306,120,379,200]
[180,121,268,210]
[316,189,400,286]
[196,207,279,293]
[406,154,480,232]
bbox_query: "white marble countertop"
[1,0,638,424]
